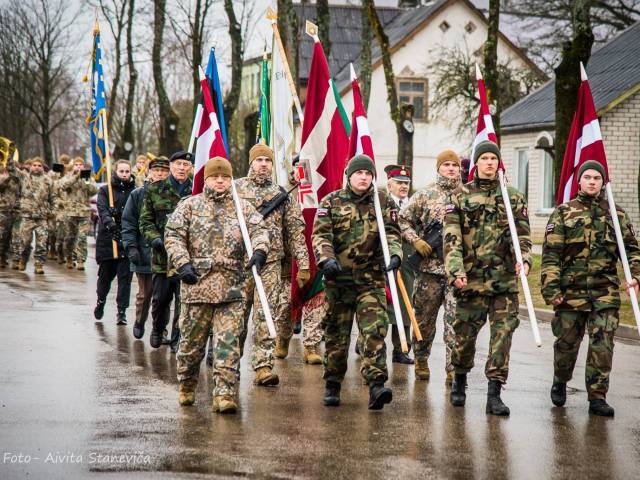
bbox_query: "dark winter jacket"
[96,173,136,263]
[122,184,152,274]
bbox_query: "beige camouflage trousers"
[177,301,244,398]
[0,211,17,263]
[65,217,91,262]
[276,275,324,348]
[413,272,456,372]
[16,217,48,264]
[243,260,280,370]
[55,218,68,259]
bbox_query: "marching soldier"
[165,157,270,413]
[139,150,193,351]
[313,154,402,410]
[384,164,414,365]
[0,138,21,268]
[47,154,69,260]
[445,141,531,416]
[541,160,640,417]
[10,157,54,273]
[59,157,98,270]
[399,150,462,384]
[235,141,309,386]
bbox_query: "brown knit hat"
[204,156,233,179]
[436,149,461,171]
[249,140,274,164]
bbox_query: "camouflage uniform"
[0,164,21,266]
[541,190,640,400]
[139,175,193,345]
[165,186,269,398]
[312,186,402,384]
[444,176,531,383]
[11,165,54,265]
[235,169,309,370]
[59,173,98,264]
[400,174,460,372]
[51,172,70,262]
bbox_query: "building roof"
[501,21,640,132]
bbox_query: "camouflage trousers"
[64,217,90,263]
[276,274,324,348]
[243,260,280,370]
[324,282,389,384]
[177,301,244,398]
[55,218,68,259]
[413,272,456,372]
[0,211,17,263]
[552,308,618,400]
[15,217,48,265]
[47,216,56,253]
[451,293,520,383]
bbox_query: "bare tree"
[277,0,299,90]
[360,6,372,109]
[317,0,331,58]
[223,0,244,143]
[116,0,137,159]
[483,0,501,137]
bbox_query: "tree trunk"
[398,105,414,172]
[152,0,182,155]
[360,6,372,109]
[554,0,594,190]
[191,0,205,113]
[317,0,331,59]
[116,0,136,160]
[243,111,259,176]
[277,0,298,89]
[483,0,500,139]
[223,0,243,156]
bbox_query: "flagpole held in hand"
[396,272,422,341]
[100,109,118,259]
[498,170,541,347]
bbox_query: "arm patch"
[445,204,456,214]
[317,207,329,217]
[390,209,398,224]
[546,223,555,233]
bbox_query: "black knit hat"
[346,154,375,178]
[473,140,501,163]
[577,160,607,182]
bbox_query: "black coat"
[96,174,136,263]
[121,184,152,274]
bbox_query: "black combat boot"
[323,381,341,407]
[94,299,106,320]
[486,380,510,416]
[550,382,567,407]
[116,309,127,326]
[132,321,145,339]
[368,381,392,410]
[589,399,614,417]
[450,373,467,407]
[392,351,415,365]
[149,330,163,349]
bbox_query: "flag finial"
[475,63,482,80]
[350,63,357,82]
[306,20,319,42]
[266,6,277,22]
[580,62,588,81]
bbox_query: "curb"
[518,306,640,341]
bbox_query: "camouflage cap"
[149,156,170,170]
[204,156,232,179]
[578,160,607,182]
[346,154,375,178]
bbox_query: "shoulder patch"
[546,223,555,233]
[445,203,456,214]
[522,206,528,219]
[630,224,636,238]
[317,207,329,217]
[390,209,398,224]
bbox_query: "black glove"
[127,247,141,266]
[424,224,443,251]
[151,237,165,253]
[105,222,117,234]
[320,258,342,280]
[108,207,118,218]
[248,249,267,274]
[177,263,199,285]
[384,254,402,272]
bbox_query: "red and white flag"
[348,64,374,159]
[468,63,502,181]
[556,63,609,204]
[192,67,228,195]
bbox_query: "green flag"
[257,51,271,145]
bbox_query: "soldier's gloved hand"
[108,207,118,218]
[127,247,141,266]
[425,225,443,251]
[320,259,342,280]
[248,249,267,274]
[413,239,432,258]
[177,263,199,285]
[384,255,402,272]
[296,269,311,289]
[151,237,165,253]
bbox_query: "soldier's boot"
[178,380,197,406]
[550,382,567,407]
[486,380,510,416]
[303,346,323,365]
[11,260,19,270]
[150,330,163,349]
[213,395,238,414]
[66,258,74,269]
[450,373,467,407]
[76,262,85,271]
[132,321,145,340]
[274,336,290,359]
[323,381,341,406]
[94,299,106,320]
[414,357,430,381]
[47,248,55,260]
[254,366,279,386]
[34,263,44,275]
[589,399,614,417]
[392,351,414,365]
[116,309,127,326]
[18,260,26,271]
[368,381,393,410]
[445,370,455,387]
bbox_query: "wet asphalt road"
[2,245,640,479]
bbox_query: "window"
[516,149,529,199]
[397,78,428,121]
[542,151,555,209]
[439,21,450,33]
[464,21,476,34]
